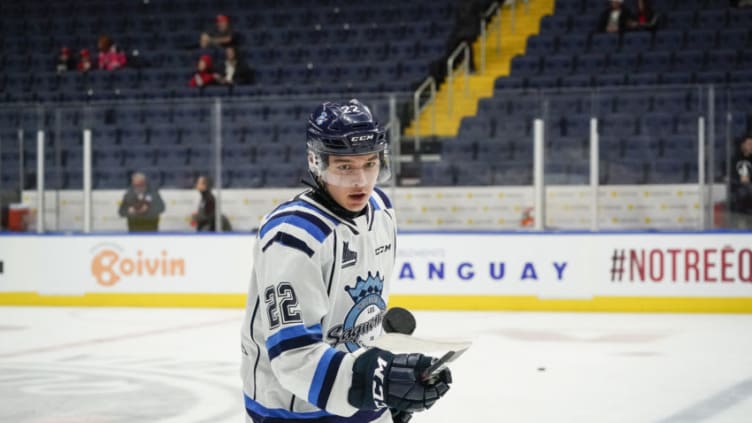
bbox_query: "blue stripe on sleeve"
[266,324,323,360]
[308,349,346,409]
[308,349,345,408]
[260,211,331,243]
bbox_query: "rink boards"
[0,232,751,312]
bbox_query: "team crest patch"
[326,272,386,352]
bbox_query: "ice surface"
[1,307,751,422]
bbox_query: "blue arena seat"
[510,55,541,77]
[608,52,640,72]
[653,31,684,52]
[526,34,558,55]
[455,161,493,186]
[685,30,717,51]
[443,141,477,162]
[558,34,589,53]
[696,10,728,30]
[590,33,620,53]
[620,31,653,53]
[420,162,456,186]
[641,113,675,136]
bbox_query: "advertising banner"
[0,235,254,295]
[1,233,750,310]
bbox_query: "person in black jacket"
[118,172,165,232]
[219,46,254,85]
[191,175,232,232]
[597,0,637,33]
[429,0,493,84]
[730,135,752,229]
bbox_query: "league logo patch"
[342,241,358,268]
[326,272,386,352]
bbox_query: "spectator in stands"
[597,0,637,34]
[56,47,75,73]
[118,172,165,232]
[200,14,237,49]
[190,175,232,232]
[189,54,220,87]
[731,0,752,7]
[97,35,127,71]
[430,0,491,83]
[77,49,93,73]
[633,0,663,30]
[219,46,254,85]
[730,135,752,229]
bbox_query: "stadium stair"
[404,0,554,138]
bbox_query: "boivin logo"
[91,246,185,286]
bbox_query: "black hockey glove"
[348,348,452,413]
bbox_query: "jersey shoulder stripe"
[276,199,341,226]
[309,349,346,410]
[368,196,380,211]
[266,324,323,361]
[373,186,392,209]
[262,232,315,258]
[260,210,333,243]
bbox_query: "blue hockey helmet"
[307,99,391,186]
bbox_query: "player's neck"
[301,176,367,219]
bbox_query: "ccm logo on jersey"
[375,244,392,256]
[350,134,375,142]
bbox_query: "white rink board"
[1,233,750,299]
[20,184,725,232]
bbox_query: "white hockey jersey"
[241,187,396,423]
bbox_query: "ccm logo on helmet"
[351,134,375,142]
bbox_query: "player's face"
[325,153,380,212]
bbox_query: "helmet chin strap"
[302,172,367,219]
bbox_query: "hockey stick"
[377,307,472,360]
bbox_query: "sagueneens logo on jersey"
[90,244,186,286]
[326,272,386,352]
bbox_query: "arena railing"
[412,76,437,151]
[446,41,471,118]
[1,84,750,233]
[479,1,502,75]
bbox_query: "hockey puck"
[537,367,546,372]
[382,307,416,335]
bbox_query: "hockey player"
[240,99,452,422]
